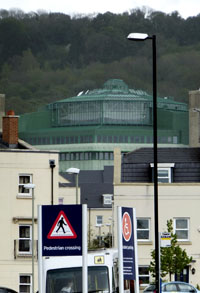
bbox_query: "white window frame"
[138,266,150,286]
[96,215,103,226]
[150,163,174,183]
[18,224,32,255]
[158,167,171,183]
[174,218,189,241]
[19,274,32,293]
[102,194,113,205]
[18,174,33,197]
[137,218,150,241]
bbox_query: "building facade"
[19,79,189,171]
[113,147,200,288]
[0,111,59,292]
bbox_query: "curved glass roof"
[51,79,187,109]
[47,79,187,128]
[53,79,152,103]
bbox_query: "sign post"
[38,205,87,293]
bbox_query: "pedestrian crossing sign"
[47,210,77,239]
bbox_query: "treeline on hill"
[0,8,200,114]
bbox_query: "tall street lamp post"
[127,33,159,293]
[24,183,36,293]
[66,167,80,204]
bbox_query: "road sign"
[41,205,82,256]
[47,210,77,239]
[122,207,136,280]
[161,232,171,247]
[122,212,132,242]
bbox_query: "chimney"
[2,110,19,147]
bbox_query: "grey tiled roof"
[122,147,200,183]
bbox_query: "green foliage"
[149,219,192,281]
[1,9,200,113]
[88,230,112,249]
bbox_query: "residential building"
[113,147,200,288]
[60,166,113,246]
[0,108,59,292]
[18,79,188,171]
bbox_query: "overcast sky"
[0,0,199,19]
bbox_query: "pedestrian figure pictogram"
[56,216,66,233]
[47,210,77,239]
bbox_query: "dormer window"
[150,163,175,183]
[102,194,113,206]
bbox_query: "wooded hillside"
[0,8,200,113]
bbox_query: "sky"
[0,0,199,19]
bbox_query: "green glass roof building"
[19,79,188,171]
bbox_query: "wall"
[0,150,59,292]
[114,182,200,286]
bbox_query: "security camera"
[49,160,55,168]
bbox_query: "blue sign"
[42,205,82,256]
[122,207,135,280]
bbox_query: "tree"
[149,219,192,281]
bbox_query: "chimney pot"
[7,110,15,116]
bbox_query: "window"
[104,152,109,160]
[19,275,31,293]
[158,168,171,183]
[137,218,150,240]
[99,153,103,160]
[174,218,189,241]
[102,194,112,205]
[110,152,114,160]
[56,137,61,144]
[19,225,31,254]
[150,163,174,183]
[96,215,103,226]
[173,136,178,144]
[80,153,84,160]
[163,283,177,292]
[139,266,150,286]
[60,153,66,161]
[18,175,32,197]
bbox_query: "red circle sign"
[122,212,132,242]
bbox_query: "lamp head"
[66,167,80,174]
[127,33,149,41]
[23,183,35,189]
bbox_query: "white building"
[113,147,200,288]
[0,109,59,292]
